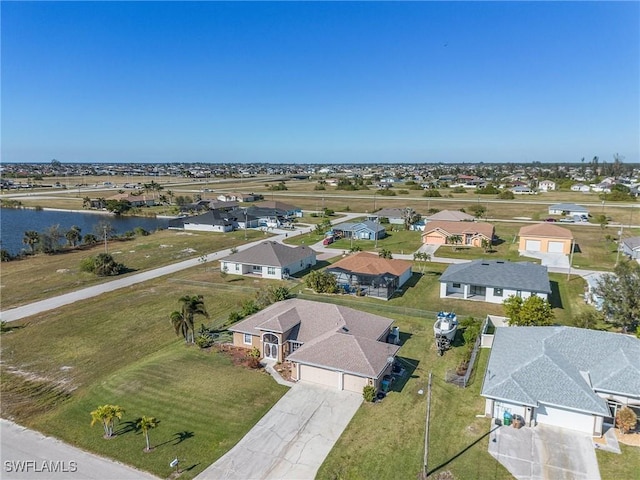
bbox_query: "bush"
[423,190,442,198]
[363,385,376,402]
[616,406,638,434]
[195,335,213,348]
[451,186,466,194]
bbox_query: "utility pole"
[567,238,575,279]
[103,226,108,254]
[423,371,433,479]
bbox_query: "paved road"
[195,383,362,480]
[0,419,159,480]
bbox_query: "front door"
[263,333,279,360]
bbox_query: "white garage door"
[343,374,368,393]
[299,364,339,389]
[525,239,541,251]
[535,404,594,434]
[548,241,565,253]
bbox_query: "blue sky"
[2,1,638,164]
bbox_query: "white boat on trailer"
[434,311,458,356]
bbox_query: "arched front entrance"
[263,333,279,360]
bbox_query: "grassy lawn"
[597,444,640,480]
[0,228,270,309]
[0,274,289,479]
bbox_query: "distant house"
[583,272,608,311]
[367,208,406,225]
[220,241,316,279]
[424,210,475,222]
[182,210,234,232]
[511,186,536,195]
[228,299,400,392]
[621,236,640,260]
[422,220,494,247]
[481,326,640,436]
[326,252,413,300]
[518,223,574,254]
[548,203,589,217]
[538,180,556,192]
[106,193,156,207]
[254,201,303,218]
[570,184,591,193]
[217,192,257,203]
[439,260,551,304]
[332,220,386,241]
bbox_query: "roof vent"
[342,326,349,333]
[481,262,489,266]
[496,261,504,264]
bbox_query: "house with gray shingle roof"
[439,260,551,304]
[228,299,400,392]
[621,236,640,260]
[332,220,386,240]
[220,241,316,279]
[548,203,589,216]
[481,326,640,436]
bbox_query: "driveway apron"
[489,423,600,480]
[196,383,362,480]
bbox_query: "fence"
[445,326,483,388]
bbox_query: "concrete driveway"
[196,383,362,480]
[519,251,570,269]
[489,423,600,480]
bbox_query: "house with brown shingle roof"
[518,223,573,254]
[220,241,316,279]
[425,210,475,222]
[326,252,413,300]
[228,299,400,392]
[422,220,494,247]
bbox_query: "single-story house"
[583,272,608,311]
[220,241,316,279]
[424,210,475,222]
[182,210,234,232]
[332,220,386,240]
[367,208,406,225]
[217,192,257,203]
[253,200,303,218]
[439,259,551,304]
[518,223,574,254]
[481,326,640,436]
[422,220,494,247]
[538,180,556,192]
[326,252,413,300]
[571,184,591,193]
[511,186,536,195]
[228,298,400,392]
[548,203,589,217]
[621,236,640,260]
[106,193,156,207]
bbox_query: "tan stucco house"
[228,299,400,392]
[422,220,494,247]
[518,223,573,254]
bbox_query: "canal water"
[0,208,169,255]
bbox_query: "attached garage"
[423,234,446,245]
[343,373,368,393]
[298,364,339,389]
[535,404,595,434]
[525,239,541,251]
[548,241,566,253]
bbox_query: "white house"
[538,180,556,192]
[481,326,640,436]
[219,241,316,279]
[439,260,551,304]
[182,211,234,232]
[548,203,589,217]
[571,184,591,193]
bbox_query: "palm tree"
[65,226,82,247]
[90,404,124,438]
[171,295,209,344]
[22,230,40,253]
[137,415,159,452]
[448,234,462,245]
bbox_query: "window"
[243,333,252,345]
[234,263,240,272]
[516,290,522,298]
[453,283,461,288]
[267,267,276,275]
[494,288,503,297]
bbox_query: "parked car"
[323,236,335,245]
[545,218,557,222]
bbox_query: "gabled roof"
[229,298,399,378]
[374,208,405,218]
[327,252,412,277]
[440,260,551,293]
[255,200,300,212]
[183,210,234,226]
[422,220,494,239]
[333,220,386,233]
[482,327,640,415]
[425,210,475,222]
[622,236,640,250]
[519,223,573,240]
[221,241,316,267]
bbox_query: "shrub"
[616,406,638,434]
[228,311,242,324]
[451,186,466,194]
[195,335,213,348]
[363,385,376,402]
[423,190,442,198]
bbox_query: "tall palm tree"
[180,295,209,344]
[22,231,40,253]
[137,415,159,452]
[170,310,190,343]
[65,226,82,247]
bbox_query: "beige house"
[422,220,494,247]
[228,299,400,392]
[518,223,573,254]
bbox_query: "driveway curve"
[195,383,362,480]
